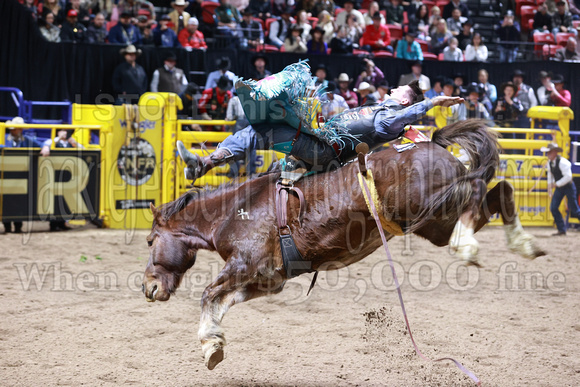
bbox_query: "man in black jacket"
[60,9,87,43]
[112,45,148,104]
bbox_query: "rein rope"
[357,155,481,386]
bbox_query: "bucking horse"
[142,119,545,370]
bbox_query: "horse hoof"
[205,344,224,370]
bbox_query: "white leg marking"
[504,216,541,260]
[449,220,480,265]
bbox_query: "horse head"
[142,203,198,302]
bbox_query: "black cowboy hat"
[512,69,525,79]
[326,81,337,93]
[310,26,325,36]
[466,82,483,96]
[500,81,517,95]
[289,23,304,34]
[442,78,456,90]
[251,53,268,66]
[217,57,231,70]
[242,8,253,16]
[551,74,565,84]
[217,75,232,90]
[410,60,423,68]
[314,63,328,73]
[165,53,177,62]
[453,72,466,83]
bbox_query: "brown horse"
[142,120,544,370]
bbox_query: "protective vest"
[158,67,184,93]
[550,156,564,182]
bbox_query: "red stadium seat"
[201,1,219,25]
[387,24,403,40]
[263,44,280,52]
[422,52,438,60]
[415,38,429,52]
[264,17,278,36]
[573,20,580,29]
[520,5,537,33]
[403,11,409,25]
[106,20,117,32]
[556,32,576,47]
[528,18,534,33]
[374,50,393,57]
[335,7,345,16]
[359,9,368,15]
[515,0,535,16]
[279,44,286,52]
[533,32,556,57]
[253,17,265,31]
[438,52,445,60]
[353,49,370,55]
[435,0,449,9]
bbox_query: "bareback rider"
[178,76,463,181]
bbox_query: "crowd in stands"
[16,0,577,130]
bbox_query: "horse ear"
[150,202,157,215]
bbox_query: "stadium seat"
[528,19,534,33]
[573,20,580,30]
[387,24,403,40]
[353,49,370,55]
[415,38,429,52]
[556,32,576,47]
[438,52,445,60]
[253,17,265,31]
[435,0,449,9]
[543,44,559,59]
[335,7,345,16]
[263,44,280,52]
[374,50,393,57]
[201,1,219,26]
[515,0,535,16]
[533,32,556,57]
[264,17,278,37]
[520,6,537,33]
[106,20,117,32]
[422,52,438,60]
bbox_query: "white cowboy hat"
[5,116,24,129]
[337,73,350,82]
[172,0,190,6]
[355,82,372,92]
[119,45,142,56]
[540,143,563,153]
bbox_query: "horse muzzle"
[142,280,170,302]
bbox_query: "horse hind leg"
[449,179,488,266]
[474,180,546,259]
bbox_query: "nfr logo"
[118,119,156,133]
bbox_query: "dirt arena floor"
[1,222,579,386]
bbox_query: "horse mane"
[158,169,282,222]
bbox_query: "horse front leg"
[474,180,546,259]
[198,258,285,370]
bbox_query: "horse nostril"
[152,284,158,293]
[141,283,145,294]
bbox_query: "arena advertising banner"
[0,149,100,221]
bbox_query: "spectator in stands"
[198,76,233,121]
[205,57,236,90]
[398,60,430,92]
[361,12,393,52]
[179,17,207,50]
[297,0,317,15]
[442,0,469,20]
[284,24,308,52]
[112,45,148,104]
[385,0,405,27]
[154,14,181,47]
[532,5,553,35]
[182,82,201,119]
[215,0,243,45]
[117,0,156,21]
[460,83,490,119]
[226,92,250,133]
[314,64,329,87]
[295,10,312,41]
[430,18,452,55]
[249,0,272,20]
[168,0,191,34]
[355,82,377,106]
[249,54,272,80]
[396,31,423,60]
[545,0,569,15]
[87,12,107,43]
[268,7,293,48]
[512,69,537,116]
[239,9,263,50]
[555,36,580,60]
[356,58,385,88]
[429,6,441,34]
[137,16,155,45]
[408,4,430,41]
[60,9,87,43]
[496,11,520,63]
[364,2,385,26]
[553,1,578,36]
[537,71,554,105]
[442,78,456,97]
[494,82,524,127]
[330,25,355,54]
[568,0,580,18]
[478,69,497,106]
[446,8,462,37]
[336,73,359,108]
[320,82,349,120]
[273,0,296,17]
[317,10,337,44]
[313,0,335,16]
[371,81,390,102]
[39,12,61,43]
[307,26,329,54]
[336,0,365,28]
[42,0,61,22]
[64,0,90,27]
[425,76,444,99]
[345,13,365,43]
[464,32,488,62]
[185,0,204,23]
[457,19,473,50]
[407,0,425,15]
[150,54,188,94]
[108,12,142,45]
[542,74,572,106]
[443,37,463,61]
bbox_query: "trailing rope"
[357,157,481,386]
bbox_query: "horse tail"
[406,120,500,233]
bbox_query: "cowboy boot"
[177,141,233,181]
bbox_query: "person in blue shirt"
[396,31,424,61]
[176,64,463,181]
[108,12,142,45]
[153,14,181,47]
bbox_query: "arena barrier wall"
[1,94,575,230]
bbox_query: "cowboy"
[542,143,580,236]
[177,67,463,181]
[150,54,188,94]
[112,45,148,104]
[198,76,233,121]
[168,0,191,33]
